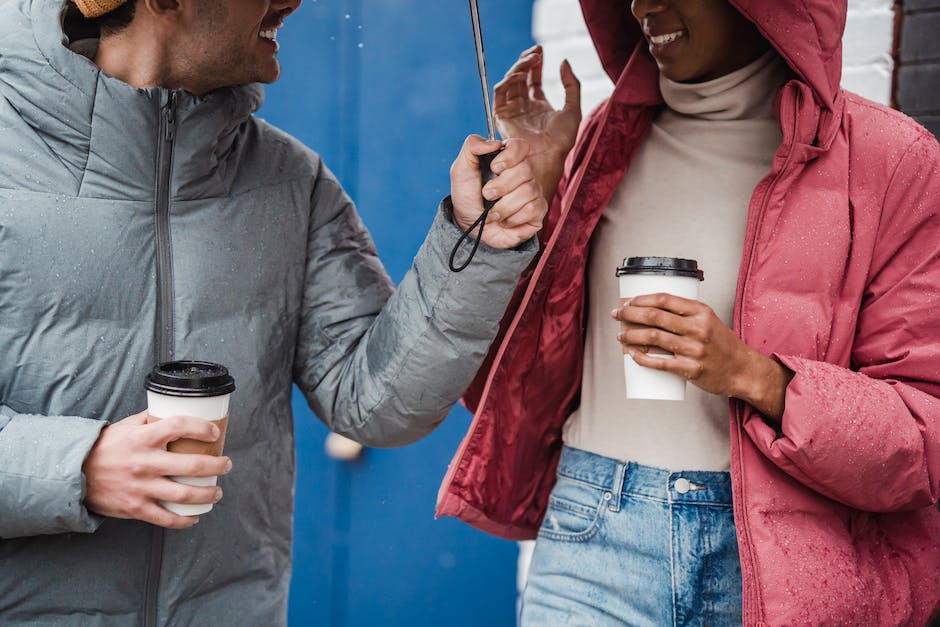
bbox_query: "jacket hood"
[579,0,846,142]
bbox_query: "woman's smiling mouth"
[649,30,686,45]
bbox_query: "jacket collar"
[4,0,265,199]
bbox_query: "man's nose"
[631,0,668,20]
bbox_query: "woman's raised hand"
[494,45,582,203]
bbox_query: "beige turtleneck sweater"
[562,51,790,471]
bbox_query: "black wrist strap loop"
[449,200,494,272]
[449,149,502,273]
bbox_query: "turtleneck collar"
[659,50,791,121]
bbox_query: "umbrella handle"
[449,149,503,272]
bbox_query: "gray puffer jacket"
[0,0,536,624]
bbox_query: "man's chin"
[256,64,281,85]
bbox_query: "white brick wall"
[531,0,896,113]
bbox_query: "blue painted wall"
[258,1,535,625]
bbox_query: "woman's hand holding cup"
[611,294,793,421]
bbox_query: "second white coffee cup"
[617,257,704,401]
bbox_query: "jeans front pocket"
[538,475,606,542]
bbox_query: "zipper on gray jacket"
[144,88,179,627]
[154,90,177,366]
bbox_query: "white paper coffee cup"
[617,257,704,401]
[146,361,235,516]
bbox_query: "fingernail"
[224,459,233,474]
[483,186,499,200]
[214,489,223,503]
[491,161,506,174]
[210,425,221,439]
[610,308,620,317]
[617,333,625,342]
[488,211,501,222]
[192,517,200,525]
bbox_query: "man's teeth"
[260,29,278,41]
[650,31,685,45]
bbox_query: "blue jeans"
[520,446,742,626]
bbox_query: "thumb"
[560,59,582,114]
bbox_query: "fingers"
[146,450,232,479]
[611,294,712,357]
[146,415,222,447]
[527,49,546,102]
[461,134,504,158]
[491,137,530,170]
[629,350,706,381]
[495,71,532,109]
[618,324,703,359]
[481,148,535,201]
[480,196,547,249]
[495,46,544,112]
[616,302,692,336]
[120,450,229,503]
[490,183,543,229]
[133,501,201,530]
[614,293,704,318]
[495,45,542,94]
[150,478,223,507]
[560,59,582,115]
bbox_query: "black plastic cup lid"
[146,361,236,398]
[616,256,704,280]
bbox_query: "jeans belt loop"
[608,461,626,513]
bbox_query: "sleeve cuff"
[0,409,107,538]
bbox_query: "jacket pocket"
[538,475,606,542]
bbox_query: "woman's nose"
[631,0,668,20]
[273,0,302,17]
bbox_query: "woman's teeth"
[260,29,278,42]
[650,31,685,45]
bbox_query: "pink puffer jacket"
[437,0,940,623]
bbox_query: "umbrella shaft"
[469,0,496,141]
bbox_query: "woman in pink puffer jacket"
[438,0,940,623]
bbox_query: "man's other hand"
[450,135,548,250]
[82,411,232,529]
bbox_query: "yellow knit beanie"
[73,0,128,18]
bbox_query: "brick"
[905,0,940,11]
[533,0,585,41]
[848,0,895,10]
[844,9,895,66]
[901,12,940,62]
[897,62,940,111]
[844,64,894,104]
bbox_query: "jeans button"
[674,477,691,494]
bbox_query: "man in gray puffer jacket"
[0,0,559,623]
